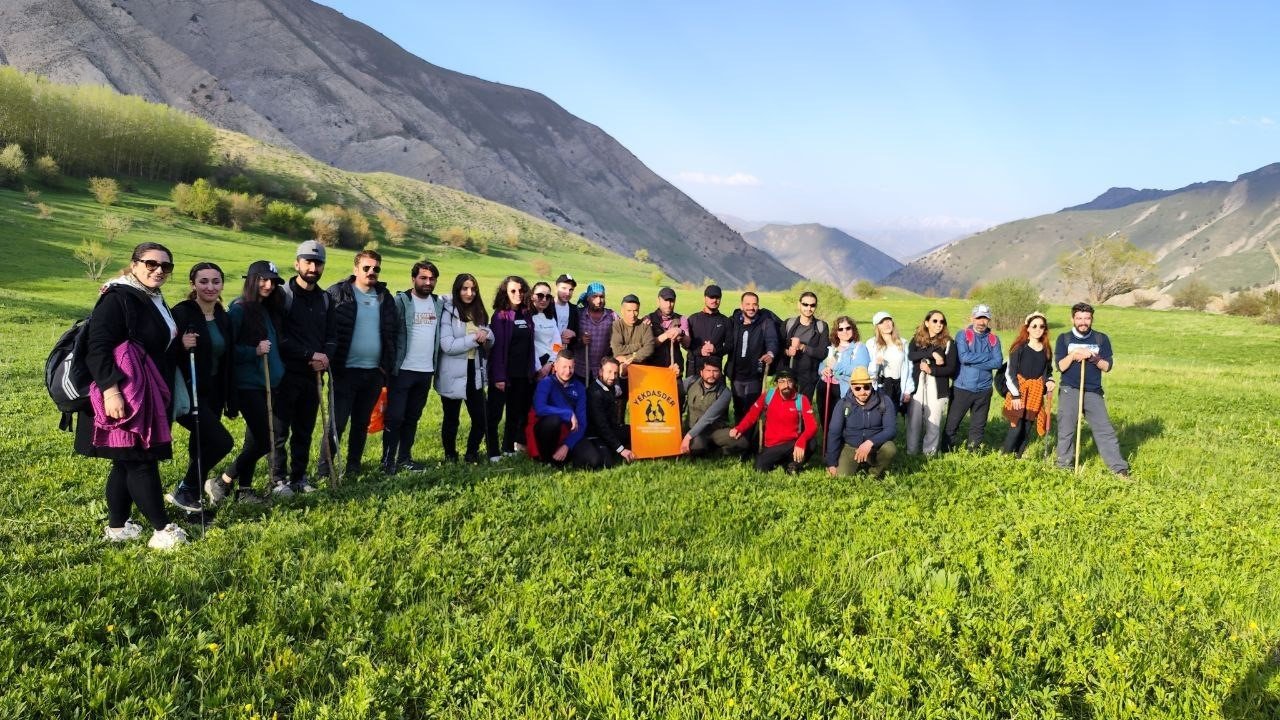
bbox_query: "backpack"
[784,317,828,359]
[993,361,1009,397]
[763,387,805,435]
[46,316,93,431]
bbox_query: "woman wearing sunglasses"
[529,281,560,380]
[486,275,537,460]
[1000,311,1055,457]
[817,315,864,430]
[78,242,187,549]
[906,309,957,456]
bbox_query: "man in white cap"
[943,303,1003,451]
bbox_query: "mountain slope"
[0,0,798,289]
[742,223,903,290]
[884,163,1280,299]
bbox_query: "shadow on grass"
[1222,643,1280,719]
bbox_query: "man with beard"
[1054,302,1129,477]
[642,286,685,372]
[382,260,443,473]
[553,273,580,353]
[782,291,829,403]
[683,284,729,378]
[728,369,817,472]
[944,304,1003,451]
[610,293,654,399]
[575,282,615,383]
[678,361,748,458]
[585,356,636,468]
[825,367,897,477]
[269,240,332,494]
[725,291,779,422]
[319,250,398,479]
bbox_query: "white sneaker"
[104,520,143,542]
[148,523,189,550]
[270,481,294,498]
[488,456,502,463]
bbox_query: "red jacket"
[733,390,817,449]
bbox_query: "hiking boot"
[148,523,189,550]
[270,481,294,498]
[104,520,144,542]
[380,460,397,476]
[463,453,480,464]
[165,487,202,513]
[399,460,426,473]
[235,487,265,505]
[204,474,232,506]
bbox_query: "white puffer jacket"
[434,297,493,400]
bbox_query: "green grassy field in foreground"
[3,184,1280,718]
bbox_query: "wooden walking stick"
[263,354,278,488]
[758,357,773,453]
[317,370,337,489]
[1073,357,1085,473]
[1043,389,1054,463]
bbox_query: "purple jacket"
[89,341,172,450]
[488,308,537,385]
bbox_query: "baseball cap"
[871,311,893,326]
[972,304,992,319]
[556,273,577,288]
[658,287,677,301]
[245,260,282,280]
[296,240,326,262]
[704,284,723,298]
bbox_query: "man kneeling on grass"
[825,367,897,477]
[531,351,600,468]
[728,369,818,473]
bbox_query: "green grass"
[5,181,1280,717]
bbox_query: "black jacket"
[908,337,959,396]
[824,389,896,466]
[586,379,627,452]
[325,276,398,373]
[684,310,730,375]
[725,309,780,382]
[170,299,233,416]
[641,309,684,369]
[279,277,333,374]
[75,283,176,460]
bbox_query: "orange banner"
[627,364,683,458]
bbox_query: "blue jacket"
[954,325,1003,392]
[533,374,587,449]
[824,389,896,466]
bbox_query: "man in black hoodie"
[271,240,333,493]
[725,291,779,422]
[585,356,635,468]
[319,250,398,479]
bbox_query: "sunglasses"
[837,326,854,332]
[851,384,872,391]
[929,318,946,325]
[509,287,525,294]
[533,292,551,300]
[1029,323,1045,329]
[360,265,381,274]
[800,301,816,308]
[139,259,175,274]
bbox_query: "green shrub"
[1225,291,1266,317]
[969,278,1043,331]
[73,238,112,280]
[87,177,119,206]
[98,214,133,244]
[375,208,408,246]
[222,191,265,231]
[853,279,878,299]
[172,178,223,224]
[1172,279,1214,311]
[265,200,308,237]
[32,155,60,186]
[788,280,847,320]
[0,143,28,187]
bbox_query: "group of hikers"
[77,240,1129,549]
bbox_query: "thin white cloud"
[1227,116,1275,127]
[676,171,762,187]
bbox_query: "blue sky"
[318,0,1279,236]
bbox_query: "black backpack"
[46,316,93,431]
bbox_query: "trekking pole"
[758,358,772,453]
[189,351,205,532]
[317,370,337,490]
[822,378,832,460]
[1043,388,1054,464]
[327,370,342,487]
[263,353,277,491]
[1073,358,1085,473]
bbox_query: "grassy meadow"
[4,180,1280,718]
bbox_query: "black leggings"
[226,387,278,488]
[441,360,487,459]
[174,391,233,492]
[107,460,169,530]
[486,377,533,456]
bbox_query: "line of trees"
[0,66,214,180]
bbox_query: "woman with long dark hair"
[486,275,537,460]
[906,309,957,456]
[217,260,286,502]
[77,242,187,549]
[165,262,235,512]
[436,273,492,462]
[818,315,863,430]
[865,311,914,414]
[1001,311,1055,457]
[530,280,560,380]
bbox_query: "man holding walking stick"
[1054,302,1129,477]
